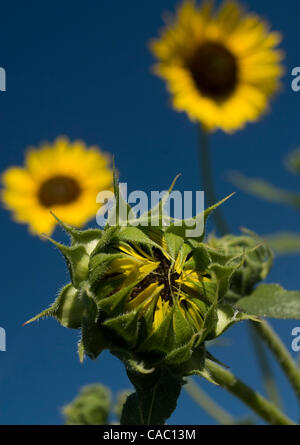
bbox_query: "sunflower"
[1,137,113,235]
[151,0,284,133]
[102,239,210,333]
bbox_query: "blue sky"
[0,0,300,425]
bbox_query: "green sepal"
[91,226,119,256]
[97,285,133,316]
[88,252,123,289]
[50,212,102,254]
[164,334,198,365]
[81,317,108,360]
[208,263,236,300]
[172,345,205,374]
[197,304,218,344]
[172,303,195,347]
[184,244,211,273]
[137,175,181,228]
[25,284,85,329]
[205,304,259,341]
[138,308,174,355]
[79,290,108,360]
[116,226,159,249]
[164,232,184,262]
[106,166,133,227]
[54,284,86,328]
[173,346,219,385]
[94,277,125,302]
[209,230,273,299]
[136,290,162,346]
[70,229,103,255]
[166,194,234,241]
[198,279,219,305]
[205,245,235,266]
[46,237,90,288]
[103,309,141,348]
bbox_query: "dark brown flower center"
[38,175,81,207]
[130,248,179,305]
[187,42,238,100]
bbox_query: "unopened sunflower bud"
[63,384,111,425]
[26,176,262,380]
[208,230,273,299]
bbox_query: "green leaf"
[121,367,183,425]
[286,148,300,176]
[230,172,300,210]
[266,233,300,255]
[236,284,300,319]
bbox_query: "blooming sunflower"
[151,0,284,133]
[1,137,113,235]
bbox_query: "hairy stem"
[205,359,295,425]
[197,125,230,236]
[252,320,300,400]
[248,323,282,409]
[185,378,235,424]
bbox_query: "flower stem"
[251,320,300,400]
[205,359,295,425]
[185,378,235,425]
[197,125,230,236]
[248,323,282,409]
